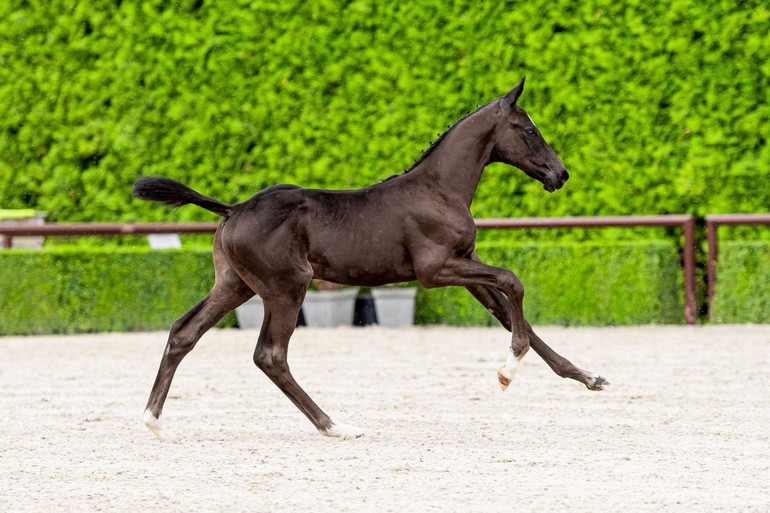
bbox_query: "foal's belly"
[307,233,416,287]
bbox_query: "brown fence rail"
[0,223,219,242]
[705,213,770,319]
[1,215,697,324]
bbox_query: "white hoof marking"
[320,423,365,440]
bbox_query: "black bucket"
[353,294,378,326]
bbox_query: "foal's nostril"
[560,169,570,183]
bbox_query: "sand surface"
[2,325,770,512]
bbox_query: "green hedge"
[0,247,234,335]
[1,0,768,239]
[710,241,770,323]
[416,240,684,326]
[0,240,683,335]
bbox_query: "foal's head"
[491,78,569,193]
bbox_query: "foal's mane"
[385,99,496,181]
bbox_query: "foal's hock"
[134,79,608,440]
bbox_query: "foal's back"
[221,179,424,287]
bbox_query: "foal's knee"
[502,269,524,301]
[253,347,287,377]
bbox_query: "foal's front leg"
[466,283,610,391]
[416,255,531,388]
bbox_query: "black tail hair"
[132,176,233,217]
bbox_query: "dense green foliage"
[1,0,769,232]
[710,241,770,323]
[0,241,684,335]
[415,240,684,326]
[0,247,235,335]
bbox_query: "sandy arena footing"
[1,325,769,512]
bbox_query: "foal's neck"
[410,102,498,206]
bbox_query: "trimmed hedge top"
[1,1,769,235]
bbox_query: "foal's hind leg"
[526,324,609,390]
[143,270,254,439]
[253,292,364,439]
[466,283,609,391]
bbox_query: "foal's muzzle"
[543,168,569,193]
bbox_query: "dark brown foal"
[134,78,608,440]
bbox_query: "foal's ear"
[501,77,526,111]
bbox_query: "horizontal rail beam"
[0,215,697,236]
[475,215,693,229]
[0,223,219,237]
[705,213,770,225]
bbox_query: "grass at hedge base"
[415,240,684,326]
[0,248,235,335]
[0,240,683,335]
[710,241,770,323]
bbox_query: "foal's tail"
[132,176,233,217]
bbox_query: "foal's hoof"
[586,375,610,391]
[320,423,365,440]
[497,367,512,391]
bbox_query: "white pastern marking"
[498,348,523,390]
[500,349,520,379]
[143,410,175,441]
[320,422,365,440]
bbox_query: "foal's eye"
[525,128,537,137]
